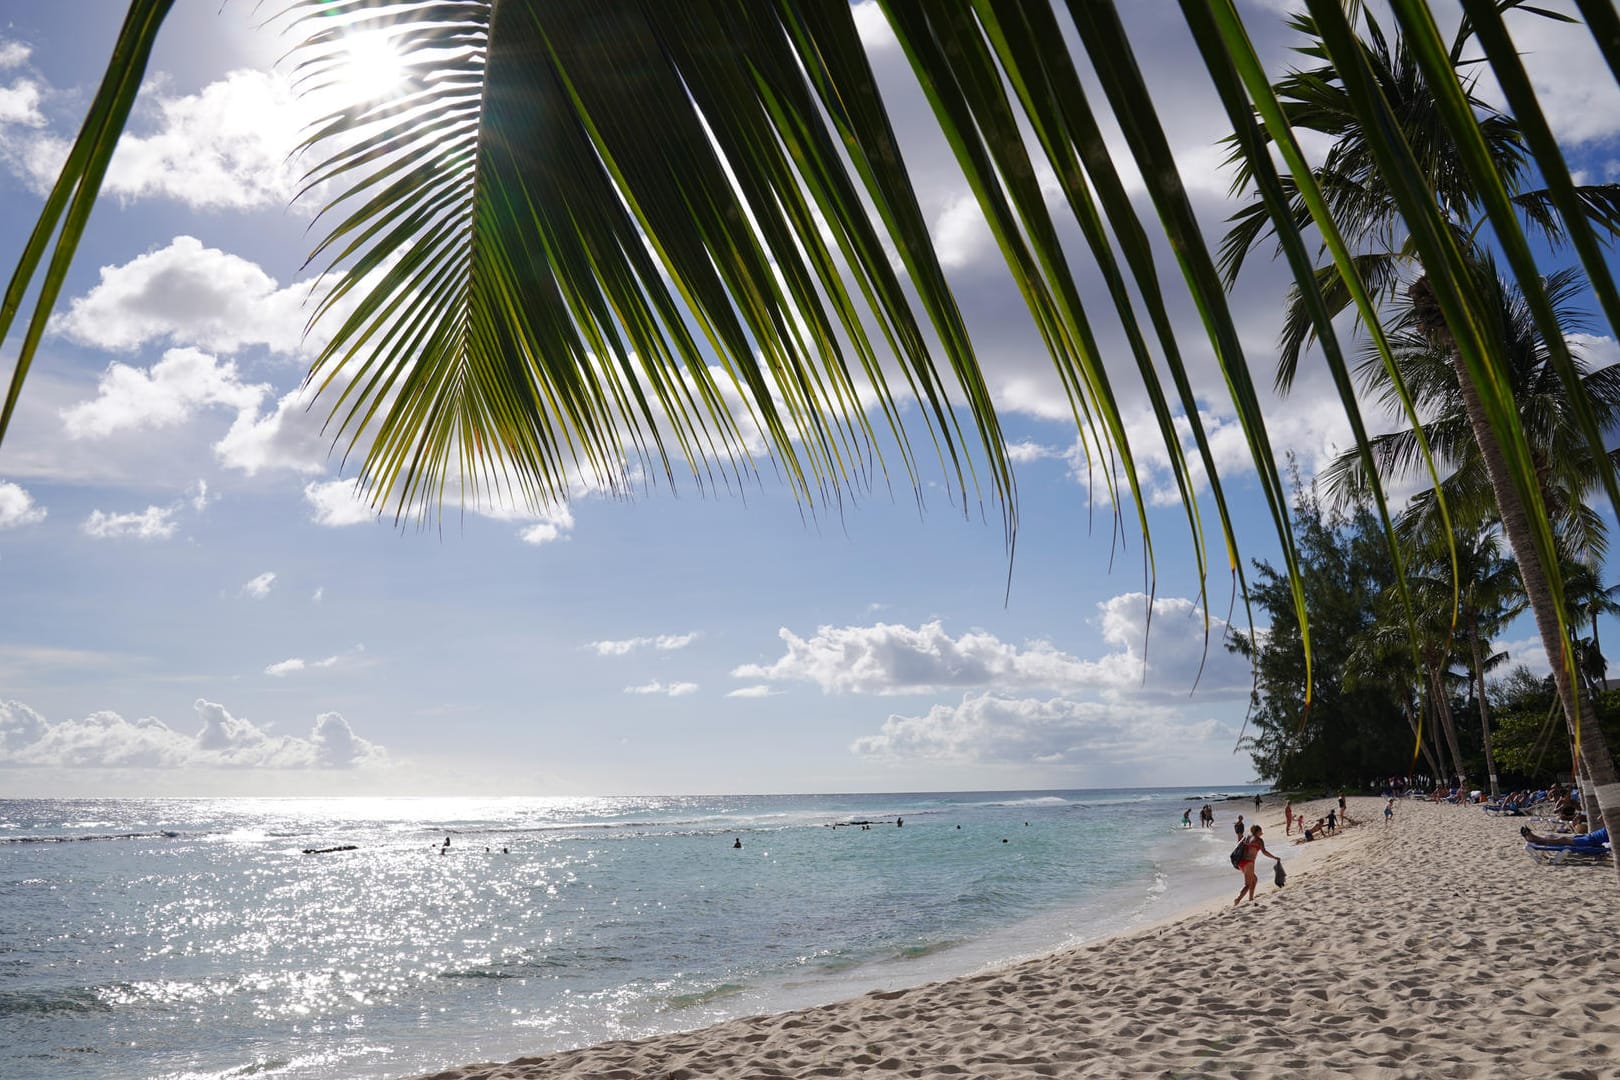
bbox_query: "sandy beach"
[404,797,1619,1079]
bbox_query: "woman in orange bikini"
[1234,823,1278,905]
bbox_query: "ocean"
[0,788,1262,1079]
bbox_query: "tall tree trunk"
[1428,666,1467,787]
[1424,298,1620,883]
[1469,633,1500,797]
[1403,697,1445,780]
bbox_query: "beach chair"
[1524,842,1612,865]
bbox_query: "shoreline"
[398,794,1620,1079]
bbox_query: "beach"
[406,797,1620,1080]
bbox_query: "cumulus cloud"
[734,598,1252,702]
[0,698,385,769]
[624,681,700,697]
[50,237,321,356]
[0,76,42,127]
[216,381,336,476]
[61,347,269,440]
[241,572,277,599]
[0,481,46,528]
[81,505,177,540]
[1495,635,1551,678]
[2,69,308,208]
[304,478,377,526]
[518,506,575,545]
[850,692,1218,766]
[589,632,701,656]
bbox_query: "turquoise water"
[0,789,1260,1079]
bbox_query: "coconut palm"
[1321,267,1620,562]
[5,4,1620,858]
[1564,561,1620,687]
[1429,523,1525,798]
[1223,5,1620,867]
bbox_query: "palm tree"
[1564,561,1620,688]
[5,4,1620,863]
[1442,524,1526,798]
[1342,622,1445,783]
[1224,7,1620,863]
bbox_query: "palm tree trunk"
[1469,634,1500,797]
[1436,327,1620,882]
[1428,666,1467,787]
[1403,697,1445,780]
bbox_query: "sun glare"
[338,32,407,101]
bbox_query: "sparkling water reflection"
[0,789,1257,1078]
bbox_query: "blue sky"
[1,1,1616,796]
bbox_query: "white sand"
[404,798,1620,1079]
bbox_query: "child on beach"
[1384,799,1394,824]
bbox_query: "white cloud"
[4,70,309,209]
[851,692,1218,767]
[304,478,377,526]
[1005,440,1063,465]
[312,586,325,604]
[589,632,702,657]
[624,681,700,697]
[1496,635,1551,678]
[0,77,42,127]
[0,481,46,529]
[0,697,385,769]
[81,505,177,540]
[241,571,277,599]
[217,381,335,476]
[519,506,576,545]
[264,653,341,677]
[732,620,1093,696]
[851,2,898,50]
[188,479,214,512]
[0,42,31,69]
[1571,334,1620,371]
[51,237,322,356]
[933,194,991,270]
[734,599,1252,702]
[62,347,268,440]
[1494,11,1620,145]
[108,70,308,208]
[725,685,779,699]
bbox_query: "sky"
[0,1,1617,797]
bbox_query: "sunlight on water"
[1,788,1258,1079]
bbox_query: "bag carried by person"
[1274,860,1287,888]
[1230,842,1247,869]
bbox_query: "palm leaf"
[0,0,173,445]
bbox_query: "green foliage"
[1489,672,1620,783]
[1230,479,1411,788]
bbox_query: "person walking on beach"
[1182,808,1192,828]
[1284,798,1293,835]
[1234,814,1245,840]
[1233,824,1279,905]
[1384,799,1394,825]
